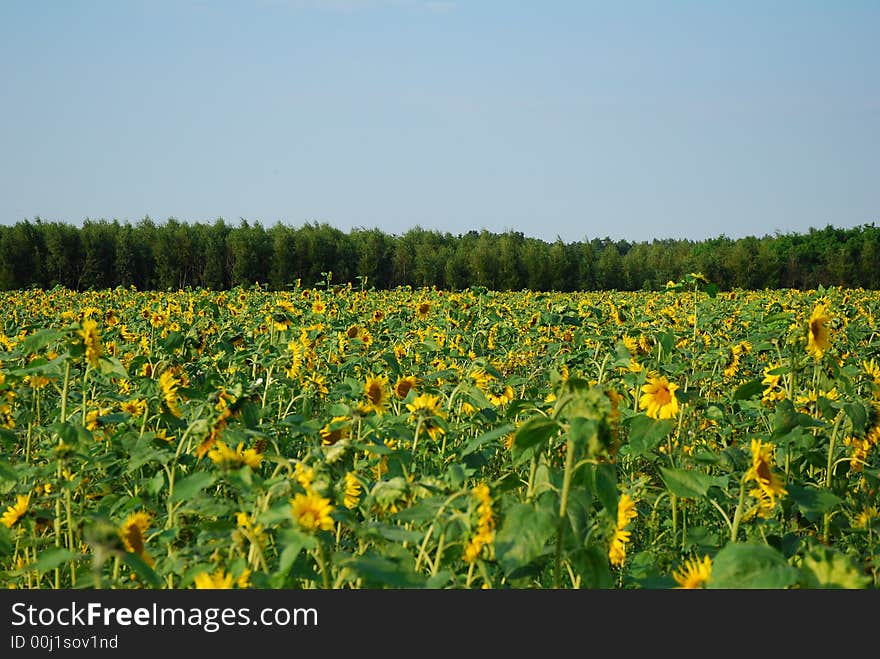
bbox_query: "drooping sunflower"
[343,472,362,509]
[79,318,102,368]
[463,483,495,564]
[608,493,637,567]
[673,555,712,589]
[806,303,831,359]
[639,375,680,420]
[290,490,335,532]
[157,369,182,418]
[119,511,154,566]
[319,416,351,445]
[744,439,787,517]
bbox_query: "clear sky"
[1,0,877,244]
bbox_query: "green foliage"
[5,218,880,292]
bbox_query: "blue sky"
[1,0,877,243]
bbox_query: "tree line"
[1,217,879,292]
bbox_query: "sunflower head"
[806,303,831,359]
[119,511,152,565]
[744,438,787,515]
[290,490,335,532]
[673,555,713,589]
[394,375,418,399]
[638,375,680,419]
[361,376,389,415]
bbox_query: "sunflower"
[486,384,515,407]
[639,375,680,419]
[463,483,495,564]
[157,370,182,418]
[343,472,362,509]
[806,303,831,359]
[673,555,712,589]
[290,490,335,532]
[207,440,263,469]
[1,494,30,528]
[406,394,443,416]
[745,439,787,517]
[319,416,351,445]
[406,393,446,440]
[120,398,147,416]
[394,375,418,399]
[79,318,102,368]
[285,341,304,379]
[304,373,329,396]
[361,376,389,415]
[193,569,235,589]
[119,511,154,566]
[854,506,878,529]
[608,493,637,567]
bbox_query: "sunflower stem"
[315,541,331,589]
[730,474,748,542]
[553,434,576,589]
[823,413,843,544]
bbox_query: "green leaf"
[381,352,401,378]
[658,330,675,356]
[240,402,261,429]
[626,414,675,458]
[565,488,592,542]
[460,423,515,457]
[569,545,613,589]
[569,416,614,458]
[370,477,409,509]
[0,525,12,556]
[800,546,872,589]
[494,502,556,576]
[20,329,66,354]
[732,379,763,401]
[119,552,162,588]
[344,552,426,588]
[512,416,560,453]
[771,399,824,439]
[33,548,77,574]
[708,543,799,589]
[785,485,842,521]
[0,459,17,485]
[659,467,713,500]
[587,463,618,516]
[125,436,172,472]
[170,472,216,502]
[391,497,444,523]
[274,527,316,584]
[162,331,184,352]
[97,356,129,378]
[843,402,868,435]
[359,523,424,544]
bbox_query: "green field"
[1,279,878,589]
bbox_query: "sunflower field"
[1,275,878,589]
